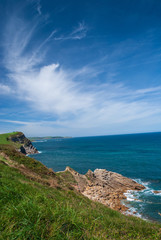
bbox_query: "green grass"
[0,132,19,144]
[0,154,161,239]
[56,171,77,187]
[0,144,53,177]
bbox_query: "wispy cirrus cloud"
[1,120,33,125]
[70,22,88,39]
[36,0,42,15]
[1,2,161,136]
[3,16,39,72]
[4,59,161,130]
[54,22,88,41]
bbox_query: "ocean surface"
[30,132,161,223]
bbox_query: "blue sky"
[0,0,161,136]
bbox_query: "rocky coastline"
[64,167,145,213]
[7,132,145,214]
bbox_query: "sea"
[29,132,161,223]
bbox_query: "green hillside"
[0,132,19,144]
[0,133,161,239]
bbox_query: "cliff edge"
[0,131,39,155]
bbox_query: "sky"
[0,0,161,137]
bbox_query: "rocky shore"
[64,167,145,212]
[6,132,145,213]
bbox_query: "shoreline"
[56,167,161,223]
[122,180,161,222]
[31,151,160,222]
[58,167,145,215]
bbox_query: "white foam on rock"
[124,190,141,202]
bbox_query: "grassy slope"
[0,133,161,239]
[0,144,51,176]
[0,132,50,176]
[0,132,19,144]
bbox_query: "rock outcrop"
[7,132,38,155]
[65,166,88,192]
[65,167,145,212]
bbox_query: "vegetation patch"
[57,171,77,184]
[0,144,53,177]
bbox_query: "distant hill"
[29,136,72,141]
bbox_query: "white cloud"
[36,1,42,15]
[0,84,12,94]
[1,6,161,136]
[12,63,95,115]
[54,22,88,41]
[70,22,88,39]
[1,120,33,125]
[3,16,39,72]
[136,87,161,95]
[4,59,161,131]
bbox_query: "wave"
[133,178,150,188]
[121,197,145,220]
[124,206,147,220]
[125,206,142,218]
[27,151,43,156]
[133,178,161,197]
[124,190,142,202]
[152,191,161,196]
[122,178,161,221]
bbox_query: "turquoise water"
[30,132,161,223]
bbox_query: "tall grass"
[0,156,160,240]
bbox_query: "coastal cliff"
[7,132,38,155]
